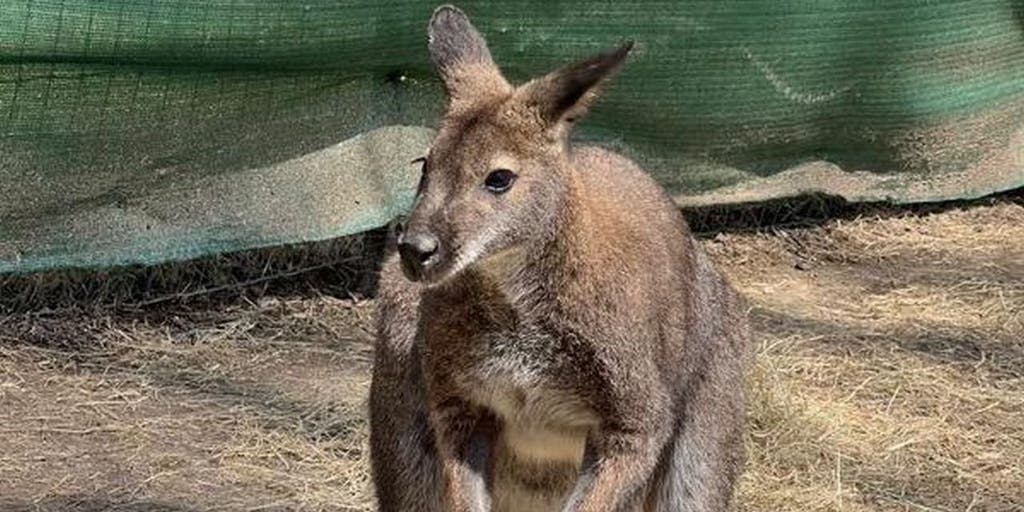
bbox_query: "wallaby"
[369,5,749,512]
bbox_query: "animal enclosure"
[1,196,1021,511]
[3,0,1024,274]
[2,0,1023,510]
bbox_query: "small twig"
[0,425,126,435]
[876,490,953,512]
[885,383,901,414]
[123,259,351,309]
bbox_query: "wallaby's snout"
[396,230,440,281]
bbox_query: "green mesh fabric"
[2,0,1023,273]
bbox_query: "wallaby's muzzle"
[397,231,440,282]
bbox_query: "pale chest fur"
[427,317,597,511]
[467,347,596,512]
[453,321,598,427]
[474,379,592,512]
[420,263,601,511]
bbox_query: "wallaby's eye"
[484,169,517,194]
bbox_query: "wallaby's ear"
[428,5,511,114]
[522,41,633,128]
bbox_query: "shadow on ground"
[0,496,201,512]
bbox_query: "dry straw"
[1,194,1021,511]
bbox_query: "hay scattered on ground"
[1,198,1022,511]
[708,199,1024,512]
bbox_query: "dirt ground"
[1,197,1022,512]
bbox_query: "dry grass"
[709,199,1024,512]
[1,198,1022,511]
[0,297,376,512]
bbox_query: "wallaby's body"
[370,6,748,512]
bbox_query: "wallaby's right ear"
[428,5,511,114]
[521,41,633,130]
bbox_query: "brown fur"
[369,5,749,511]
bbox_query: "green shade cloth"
[2,0,1023,273]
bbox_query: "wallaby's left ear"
[522,41,633,127]
[428,5,511,114]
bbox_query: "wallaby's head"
[398,5,632,284]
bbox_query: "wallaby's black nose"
[398,232,439,271]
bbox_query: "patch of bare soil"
[1,199,1022,511]
[0,298,375,512]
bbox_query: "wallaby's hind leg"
[646,400,745,512]
[646,252,748,512]
[645,350,745,512]
[369,256,443,512]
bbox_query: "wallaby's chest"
[419,282,598,422]
[420,304,596,511]
[465,330,594,512]
[466,343,597,430]
[432,320,594,421]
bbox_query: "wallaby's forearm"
[563,419,673,512]
[429,396,494,512]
